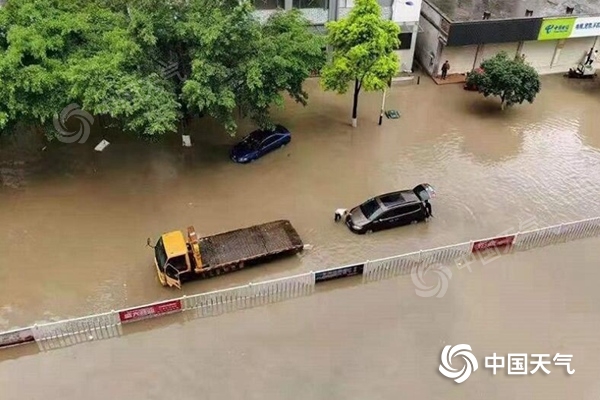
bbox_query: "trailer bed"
[199,220,304,267]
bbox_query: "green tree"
[182,4,326,133]
[320,0,400,127]
[0,0,325,140]
[466,51,541,110]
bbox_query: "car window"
[401,204,421,213]
[360,199,381,220]
[261,134,278,147]
[250,130,270,142]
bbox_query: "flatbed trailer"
[150,220,304,288]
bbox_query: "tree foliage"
[320,0,399,126]
[466,51,541,110]
[0,0,326,139]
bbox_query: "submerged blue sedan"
[230,125,291,164]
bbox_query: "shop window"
[396,32,412,50]
[254,0,284,10]
[293,0,328,8]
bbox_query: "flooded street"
[1,238,600,399]
[2,74,600,331]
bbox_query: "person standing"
[441,60,450,80]
[425,200,432,218]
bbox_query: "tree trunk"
[181,113,192,147]
[500,93,506,110]
[351,79,360,128]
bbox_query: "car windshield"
[155,237,168,269]
[245,130,271,148]
[244,135,261,149]
[360,199,381,219]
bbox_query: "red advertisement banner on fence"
[472,235,516,252]
[118,300,182,323]
[0,328,35,349]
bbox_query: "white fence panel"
[32,311,121,350]
[513,224,562,251]
[182,272,315,319]
[363,252,421,283]
[420,242,472,266]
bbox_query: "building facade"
[416,0,600,78]
[253,0,423,73]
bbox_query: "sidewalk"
[431,73,467,85]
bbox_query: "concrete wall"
[415,15,441,75]
[395,22,419,72]
[392,0,422,22]
[420,0,443,27]
[440,45,478,75]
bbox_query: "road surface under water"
[1,238,599,399]
[1,75,600,329]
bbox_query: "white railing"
[362,241,473,283]
[2,216,600,352]
[181,271,315,318]
[31,311,122,350]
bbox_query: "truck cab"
[152,227,204,288]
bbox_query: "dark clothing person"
[441,61,450,80]
[425,201,432,218]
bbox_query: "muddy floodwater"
[1,239,600,399]
[1,75,600,332]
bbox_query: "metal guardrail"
[2,216,600,352]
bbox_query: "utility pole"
[378,79,391,126]
[378,89,386,125]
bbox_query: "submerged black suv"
[334,184,435,234]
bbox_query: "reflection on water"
[1,75,600,330]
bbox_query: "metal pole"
[378,89,386,126]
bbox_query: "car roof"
[249,125,290,140]
[375,190,420,209]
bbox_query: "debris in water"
[94,139,110,152]
[41,146,47,151]
[385,110,401,119]
[182,135,192,147]
[303,244,313,250]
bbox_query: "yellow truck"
[148,220,304,288]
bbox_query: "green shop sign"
[538,17,576,40]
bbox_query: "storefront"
[416,0,600,77]
[531,16,600,73]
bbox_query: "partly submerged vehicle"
[230,125,291,163]
[148,220,304,288]
[334,184,436,234]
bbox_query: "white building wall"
[440,45,478,75]
[553,37,597,69]
[521,40,556,74]
[394,23,420,72]
[415,15,442,75]
[479,42,519,64]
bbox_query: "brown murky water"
[1,238,599,399]
[1,74,600,333]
